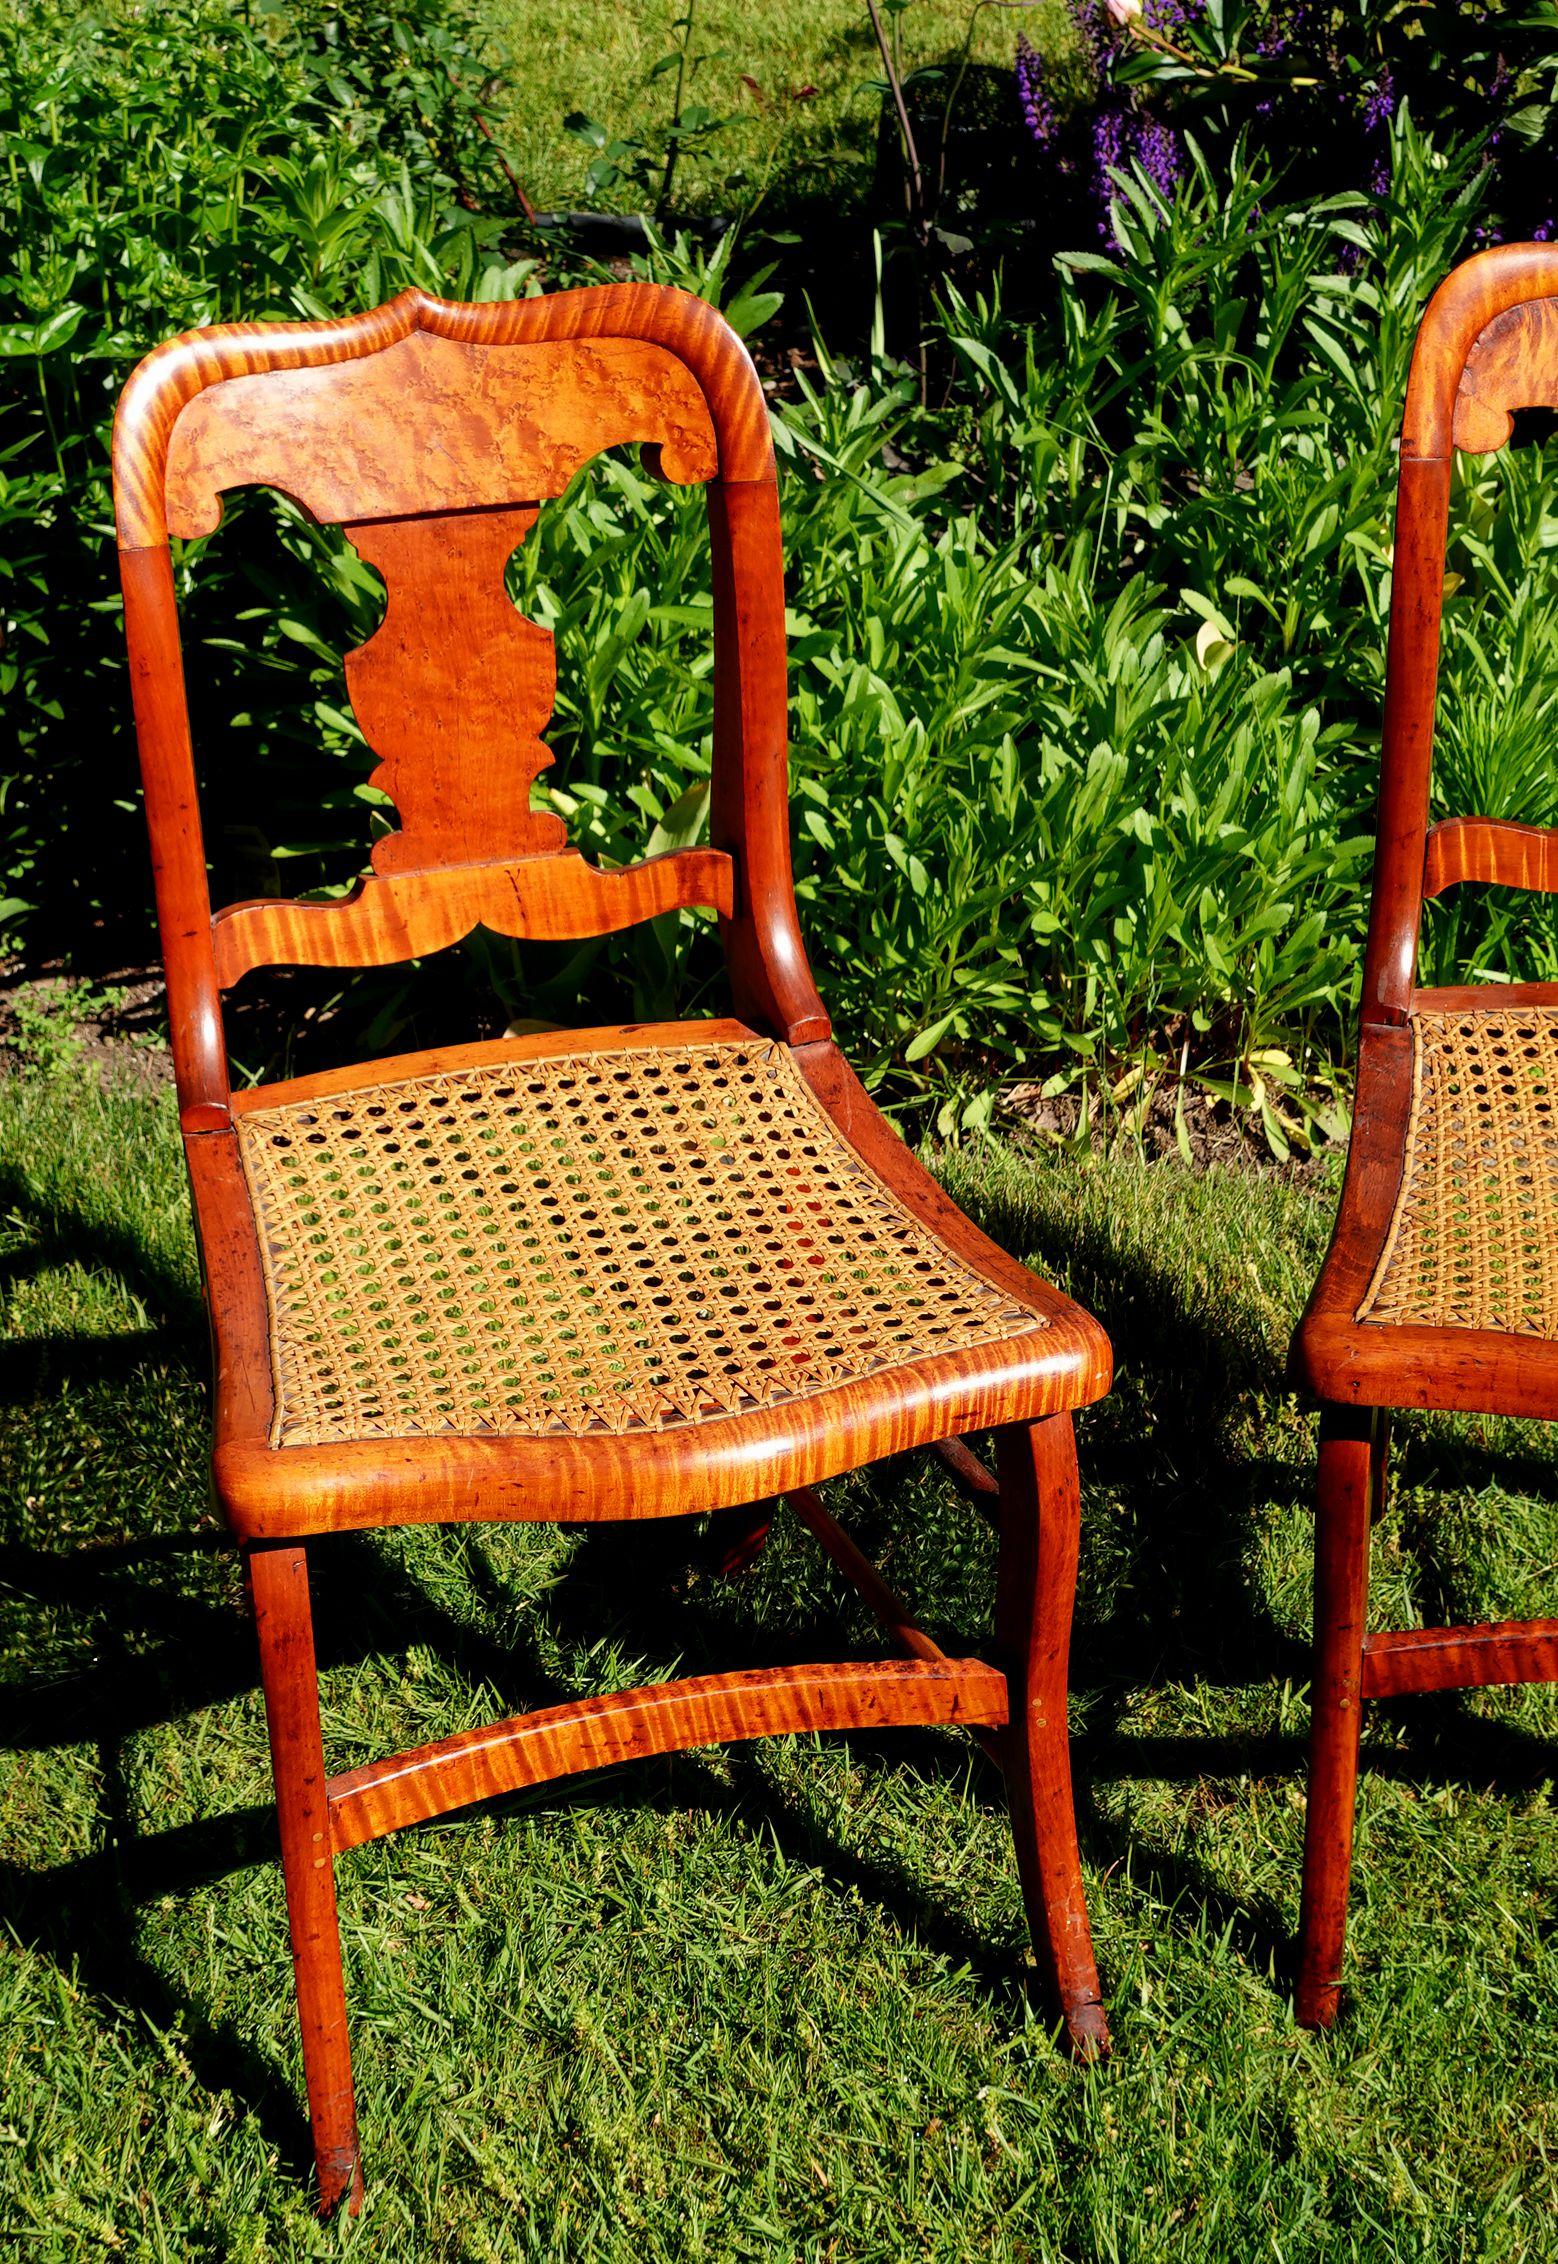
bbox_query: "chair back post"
[112,283,832,1125]
[1362,244,1558,1027]
[118,540,230,1124]
[708,474,831,1045]
[1359,448,1453,1029]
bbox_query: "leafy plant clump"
[1,0,539,944]
[7,0,1558,1153]
[1013,0,1558,248]
[504,116,1558,1150]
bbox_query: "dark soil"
[1,958,1348,1187]
[1000,1075,1345,1182]
[0,962,171,1086]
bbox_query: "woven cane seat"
[234,1033,1050,1450]
[1357,1007,1558,1337]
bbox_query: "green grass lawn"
[2,1063,1556,2257]
[473,0,1073,220]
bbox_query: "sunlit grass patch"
[1,1064,1555,2254]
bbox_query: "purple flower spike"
[1071,0,1109,82]
[1142,0,1203,31]
[1090,107,1181,240]
[1092,106,1130,233]
[1361,67,1396,137]
[1137,116,1181,195]
[1015,33,1057,146]
[1363,64,1395,197]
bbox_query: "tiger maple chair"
[1292,243,1558,2029]
[112,283,1114,2211]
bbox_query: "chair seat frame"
[113,283,1113,2211]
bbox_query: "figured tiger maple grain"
[328,1658,1010,1853]
[113,280,1113,2215]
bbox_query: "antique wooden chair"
[1292,243,1558,2029]
[112,283,1113,2210]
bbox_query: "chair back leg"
[248,1543,365,2215]
[994,1416,1109,2058]
[1295,1403,1382,2029]
[706,1499,774,1577]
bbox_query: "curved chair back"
[112,284,830,1125]
[1365,243,1558,1026]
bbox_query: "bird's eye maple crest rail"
[112,281,1115,2213]
[1291,242,1558,2031]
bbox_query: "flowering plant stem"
[865,0,928,249]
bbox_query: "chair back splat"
[112,284,830,1126]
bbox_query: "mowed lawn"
[2,1061,1556,2257]
[473,0,1075,219]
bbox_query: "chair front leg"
[1295,1402,1381,2030]
[247,1543,364,2215]
[994,1415,1109,2057]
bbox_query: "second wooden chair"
[1293,242,1558,2027]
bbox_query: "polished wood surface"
[343,506,565,871]
[328,1657,1009,1854]
[786,1484,952,1669]
[1294,1407,1378,2032]
[118,544,228,1118]
[994,1417,1108,2058]
[114,283,768,551]
[1423,816,1558,900]
[931,1434,1001,1511]
[1362,1618,1558,1698]
[784,1481,1002,1774]
[248,1545,363,2216]
[113,281,1114,2204]
[211,849,734,988]
[709,476,831,1046]
[112,282,812,1116]
[1451,287,1558,454]
[1357,457,1453,1029]
[1401,243,1558,459]
[165,332,717,534]
[1292,244,1558,2031]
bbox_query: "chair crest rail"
[113,282,773,550]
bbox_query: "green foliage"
[0,0,539,942]
[502,115,1558,1142]
[563,0,735,218]
[1043,0,1558,247]
[5,979,125,1078]
[8,0,1558,1145]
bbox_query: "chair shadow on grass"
[4,1166,1557,2180]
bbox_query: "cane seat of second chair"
[1297,991,1558,1416]
[1355,1004,1558,1339]
[234,1024,1051,1452]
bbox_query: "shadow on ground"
[2,1144,1554,2181]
